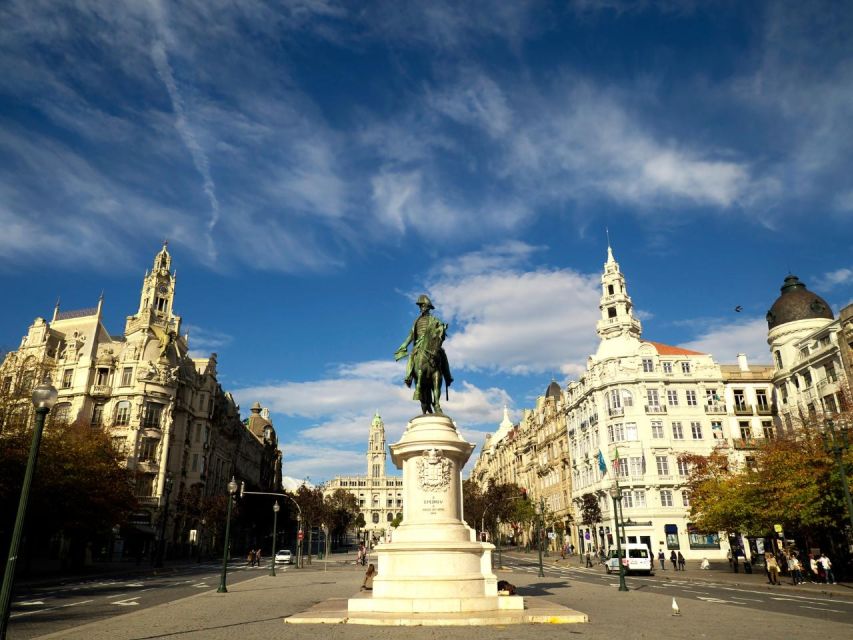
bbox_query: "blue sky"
[2,1,852,483]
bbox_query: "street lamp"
[217,477,238,593]
[609,483,628,592]
[536,498,545,577]
[496,516,503,569]
[822,417,853,537]
[154,472,173,568]
[0,381,58,639]
[270,501,280,577]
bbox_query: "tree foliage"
[324,488,359,543]
[579,493,602,527]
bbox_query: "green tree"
[579,493,602,550]
[324,488,359,546]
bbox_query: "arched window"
[621,389,633,406]
[372,512,379,524]
[114,401,131,426]
[386,513,393,522]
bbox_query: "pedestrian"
[361,563,377,591]
[787,553,803,585]
[585,550,593,568]
[670,550,678,571]
[700,557,710,570]
[569,544,575,556]
[808,553,821,583]
[658,549,666,570]
[765,552,780,585]
[255,548,262,567]
[677,551,686,571]
[732,547,739,573]
[819,553,835,584]
[247,549,255,566]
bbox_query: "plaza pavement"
[30,554,852,640]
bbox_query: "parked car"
[604,544,654,575]
[275,549,293,564]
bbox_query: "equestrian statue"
[394,294,453,414]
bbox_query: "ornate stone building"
[471,247,776,561]
[0,243,281,557]
[323,412,403,539]
[766,275,852,429]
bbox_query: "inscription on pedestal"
[422,496,446,515]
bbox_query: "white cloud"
[682,317,770,364]
[184,324,233,351]
[813,267,853,292]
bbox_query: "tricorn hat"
[416,294,435,309]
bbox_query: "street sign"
[297,530,304,541]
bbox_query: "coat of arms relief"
[417,448,453,491]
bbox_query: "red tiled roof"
[646,341,706,356]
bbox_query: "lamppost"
[496,516,503,569]
[822,417,853,535]
[0,381,58,640]
[536,498,545,577]
[270,501,279,577]
[609,482,628,592]
[217,477,238,593]
[153,472,173,568]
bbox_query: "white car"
[604,545,654,575]
[275,549,293,564]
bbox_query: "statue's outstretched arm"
[394,329,414,361]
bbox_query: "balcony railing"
[733,438,757,450]
[755,404,774,416]
[704,404,727,414]
[645,405,667,414]
[136,496,161,506]
[733,404,754,416]
[608,407,624,418]
[90,384,111,397]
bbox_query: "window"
[138,437,158,462]
[762,421,775,439]
[143,402,164,428]
[625,423,638,441]
[642,358,654,373]
[387,498,393,508]
[799,346,810,358]
[825,363,837,383]
[617,457,629,478]
[1,376,10,394]
[372,463,380,478]
[95,368,109,386]
[61,369,74,389]
[774,350,783,368]
[705,388,720,404]
[690,421,703,439]
[192,453,199,472]
[52,402,71,425]
[662,361,673,374]
[608,284,614,295]
[646,389,660,407]
[803,371,812,387]
[677,460,690,477]
[681,362,691,374]
[91,403,105,427]
[711,421,724,440]
[372,513,379,524]
[756,389,769,410]
[121,367,133,386]
[739,421,751,440]
[651,421,664,438]
[733,389,747,411]
[387,513,393,522]
[681,491,691,507]
[633,489,647,508]
[660,490,673,507]
[629,456,644,476]
[666,389,679,406]
[608,389,622,409]
[114,401,130,426]
[671,422,684,440]
[824,394,839,414]
[686,390,697,406]
[621,389,633,407]
[136,474,155,497]
[656,455,669,476]
[622,492,634,508]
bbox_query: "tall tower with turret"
[126,242,182,336]
[596,244,642,342]
[367,412,387,479]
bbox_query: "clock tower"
[126,242,182,336]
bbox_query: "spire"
[500,405,512,430]
[52,297,60,323]
[596,243,642,342]
[606,228,614,264]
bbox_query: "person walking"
[361,563,377,591]
[787,553,803,585]
[808,553,821,583]
[765,552,780,585]
[819,553,835,584]
[677,551,686,571]
[585,550,593,568]
[658,549,666,570]
[247,549,255,567]
[670,550,678,571]
[255,548,262,567]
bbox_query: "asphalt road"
[7,560,295,640]
[500,552,853,625]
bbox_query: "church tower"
[595,244,642,341]
[126,242,181,335]
[367,412,386,479]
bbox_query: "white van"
[604,544,654,575]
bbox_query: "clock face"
[158,284,168,295]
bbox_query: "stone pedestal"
[348,414,523,614]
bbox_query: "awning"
[664,524,679,534]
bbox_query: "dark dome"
[545,380,562,399]
[766,275,833,330]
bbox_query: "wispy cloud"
[682,317,770,364]
[813,267,853,292]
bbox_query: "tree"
[0,418,137,570]
[462,479,485,531]
[294,484,326,562]
[324,488,359,546]
[390,513,403,528]
[580,493,602,550]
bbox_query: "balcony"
[90,384,111,397]
[608,407,624,418]
[733,403,754,416]
[714,440,730,449]
[733,438,757,450]
[755,404,774,416]
[704,404,727,414]
[645,405,667,414]
[136,496,161,507]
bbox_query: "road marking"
[16,601,45,606]
[801,606,842,613]
[697,597,744,605]
[125,582,144,587]
[729,597,763,602]
[113,597,141,606]
[771,597,797,601]
[10,599,94,618]
[107,593,128,599]
[681,590,709,594]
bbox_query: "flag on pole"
[597,450,607,476]
[612,447,620,474]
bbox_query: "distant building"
[0,243,281,558]
[323,412,403,540]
